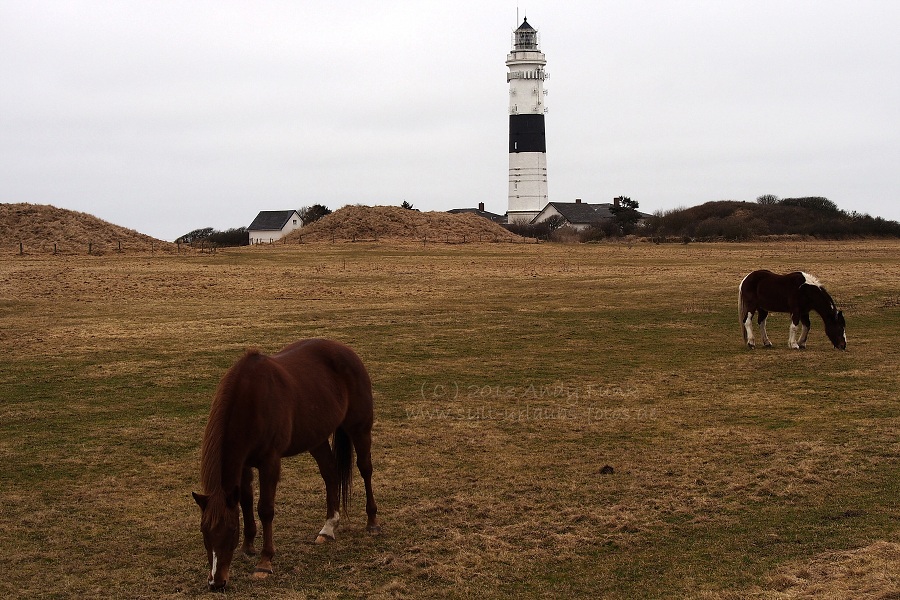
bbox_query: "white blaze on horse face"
[319,512,340,540]
[210,550,218,580]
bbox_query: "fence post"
[19,242,24,256]
[88,242,92,255]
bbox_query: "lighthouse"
[506,17,548,224]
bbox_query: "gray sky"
[2,1,899,241]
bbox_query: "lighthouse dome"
[513,17,538,50]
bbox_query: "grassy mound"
[283,205,522,243]
[1,203,176,254]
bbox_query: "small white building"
[531,197,652,231]
[248,210,302,244]
[531,200,615,231]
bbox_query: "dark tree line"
[645,197,900,241]
[176,227,249,247]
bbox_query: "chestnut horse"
[192,339,381,591]
[739,270,846,350]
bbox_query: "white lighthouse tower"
[506,17,549,224]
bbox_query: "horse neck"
[200,368,252,497]
[807,286,837,321]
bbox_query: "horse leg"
[743,311,756,348]
[758,309,772,347]
[798,313,811,348]
[789,314,802,349]
[349,428,381,535]
[251,457,281,579]
[240,466,258,557]
[309,441,341,543]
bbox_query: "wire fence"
[254,232,536,246]
[12,240,182,256]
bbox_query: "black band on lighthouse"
[509,114,546,153]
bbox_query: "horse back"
[272,339,374,447]
[224,339,373,459]
[741,270,807,313]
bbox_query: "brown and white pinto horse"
[192,339,381,591]
[739,270,846,350]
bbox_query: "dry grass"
[0,203,177,254]
[282,205,523,243]
[0,239,897,599]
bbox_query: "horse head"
[824,309,847,350]
[192,489,241,591]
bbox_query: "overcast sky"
[2,1,899,241]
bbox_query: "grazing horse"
[192,339,381,591]
[739,270,846,350]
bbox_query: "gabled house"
[531,199,614,231]
[248,210,302,244]
[531,198,651,231]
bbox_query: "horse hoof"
[315,534,334,544]
[252,567,273,580]
[367,524,382,536]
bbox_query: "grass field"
[1,239,898,599]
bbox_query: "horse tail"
[738,276,749,343]
[333,427,354,515]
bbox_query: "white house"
[531,198,652,231]
[248,210,302,244]
[531,199,615,231]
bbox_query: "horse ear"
[192,492,209,511]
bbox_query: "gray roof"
[516,17,536,32]
[537,202,612,224]
[248,210,299,231]
[447,207,506,223]
[533,202,651,225]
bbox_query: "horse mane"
[199,348,264,520]
[798,272,841,316]
[800,272,822,288]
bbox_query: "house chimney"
[575,198,582,204]
[614,197,621,208]
[478,202,485,211]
